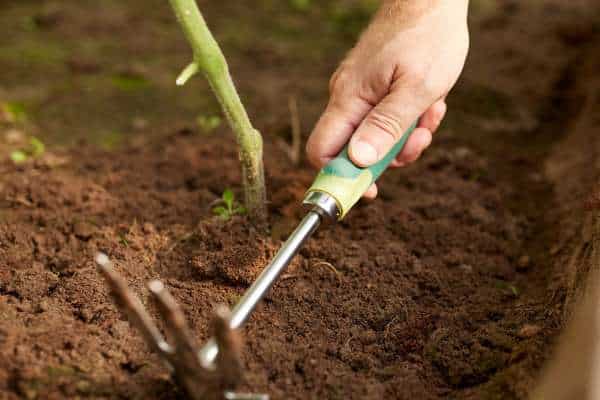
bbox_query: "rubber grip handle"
[306,122,417,219]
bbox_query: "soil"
[1,1,599,399]
[0,127,559,400]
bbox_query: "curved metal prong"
[213,305,243,387]
[148,280,200,367]
[95,253,172,356]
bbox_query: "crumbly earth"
[0,0,599,399]
[0,129,555,400]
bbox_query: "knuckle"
[366,110,403,141]
[398,63,442,98]
[329,67,353,95]
[401,63,428,85]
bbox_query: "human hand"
[306,0,470,198]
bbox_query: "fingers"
[419,99,447,133]
[307,72,447,202]
[389,99,446,167]
[363,183,378,199]
[306,96,372,168]
[348,88,427,167]
[391,127,432,167]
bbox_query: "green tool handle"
[306,122,417,219]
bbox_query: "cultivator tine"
[147,280,247,399]
[211,307,271,400]
[95,253,269,400]
[212,305,243,387]
[95,253,172,357]
[147,280,202,368]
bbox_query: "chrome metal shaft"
[199,210,322,368]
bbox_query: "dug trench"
[1,2,599,400]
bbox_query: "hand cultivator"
[96,125,415,399]
[95,253,266,400]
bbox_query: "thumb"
[348,89,428,167]
[306,95,372,168]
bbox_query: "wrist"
[378,0,469,22]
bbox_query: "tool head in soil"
[93,126,415,398]
[94,252,268,400]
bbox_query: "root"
[312,260,342,281]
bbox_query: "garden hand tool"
[95,125,415,399]
[95,253,267,400]
[198,123,417,368]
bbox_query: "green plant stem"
[169,0,267,224]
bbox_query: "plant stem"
[168,0,267,224]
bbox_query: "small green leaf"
[29,137,45,156]
[495,280,520,297]
[118,234,129,247]
[212,206,229,217]
[213,206,227,214]
[290,0,311,12]
[222,189,234,208]
[197,115,222,134]
[98,131,124,150]
[21,16,38,31]
[2,102,27,123]
[10,150,28,164]
[234,206,247,215]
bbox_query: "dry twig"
[288,96,302,166]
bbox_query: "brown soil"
[0,127,553,400]
[1,1,599,399]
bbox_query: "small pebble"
[73,221,95,240]
[455,146,472,159]
[518,324,542,338]
[76,380,91,394]
[375,255,388,268]
[360,329,377,345]
[79,308,93,322]
[5,128,25,144]
[110,320,130,339]
[142,222,155,234]
[132,117,148,130]
[458,264,473,273]
[16,302,32,313]
[517,255,531,271]
[340,257,361,272]
[550,244,561,255]
[36,299,49,313]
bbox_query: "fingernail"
[351,140,378,166]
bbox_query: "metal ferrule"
[303,191,340,221]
